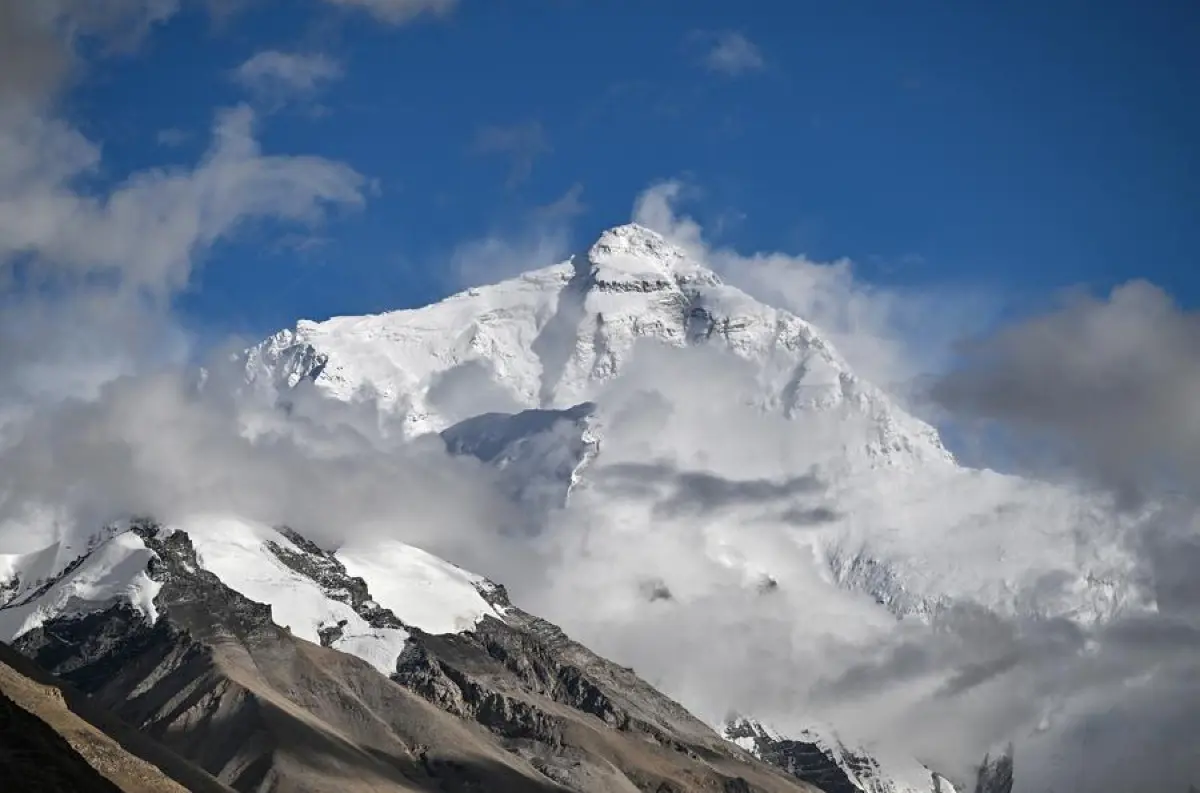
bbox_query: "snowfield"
[336,538,506,635]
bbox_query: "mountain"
[0,517,823,792]
[243,224,951,471]
[240,224,1137,626]
[0,224,1146,791]
[231,223,1144,792]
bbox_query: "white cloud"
[0,0,365,298]
[233,50,344,105]
[0,0,368,412]
[701,31,765,76]
[533,182,586,221]
[448,216,572,290]
[0,104,365,294]
[322,0,456,25]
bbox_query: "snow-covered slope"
[337,538,508,634]
[0,517,506,678]
[0,531,160,642]
[243,223,951,469]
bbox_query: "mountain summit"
[244,223,952,469]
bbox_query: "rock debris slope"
[0,639,230,793]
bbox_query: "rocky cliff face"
[391,586,815,793]
[971,751,1013,793]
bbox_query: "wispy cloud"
[697,31,765,76]
[533,183,586,221]
[322,0,456,25]
[0,104,365,295]
[0,1,367,407]
[470,120,551,188]
[442,188,582,291]
[447,216,572,290]
[233,50,344,108]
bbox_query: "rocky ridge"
[724,720,967,793]
[2,518,824,792]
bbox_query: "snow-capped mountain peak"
[586,222,721,290]
[240,223,952,468]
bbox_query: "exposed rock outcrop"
[972,750,1013,793]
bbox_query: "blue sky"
[61,0,1200,341]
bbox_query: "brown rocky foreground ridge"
[0,640,230,793]
[1,521,823,793]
